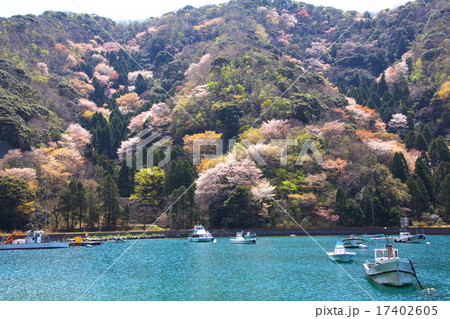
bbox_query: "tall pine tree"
[392,152,409,182]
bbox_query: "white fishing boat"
[0,231,69,250]
[342,235,366,248]
[363,237,415,287]
[394,232,426,243]
[327,242,356,263]
[230,231,258,244]
[188,224,214,242]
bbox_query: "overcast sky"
[1,0,412,21]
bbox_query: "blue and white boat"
[188,224,214,242]
[230,231,258,244]
[394,232,426,243]
[327,242,356,263]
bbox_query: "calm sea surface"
[0,236,448,301]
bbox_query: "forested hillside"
[0,0,449,232]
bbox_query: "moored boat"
[0,231,69,250]
[230,231,258,244]
[327,242,356,263]
[394,232,426,243]
[342,235,366,248]
[188,224,214,242]
[363,233,384,238]
[363,237,415,287]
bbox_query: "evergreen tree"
[59,181,79,230]
[438,174,450,220]
[387,207,401,226]
[415,154,434,201]
[170,185,195,230]
[90,77,105,107]
[391,152,409,182]
[429,136,450,167]
[396,35,408,58]
[102,174,120,229]
[378,73,388,96]
[422,124,432,143]
[335,187,347,224]
[344,199,365,227]
[404,131,416,150]
[118,161,134,197]
[406,176,430,219]
[414,133,428,152]
[222,186,261,228]
[74,181,87,229]
[164,160,194,195]
[0,176,35,231]
[134,74,147,95]
[433,162,450,195]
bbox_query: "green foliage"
[407,176,430,219]
[132,167,165,205]
[164,160,194,196]
[222,186,262,229]
[117,161,134,198]
[438,174,450,220]
[429,136,450,167]
[0,176,35,231]
[391,152,409,183]
[102,174,121,229]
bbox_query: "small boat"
[0,231,69,250]
[364,237,415,287]
[230,231,258,244]
[394,232,426,243]
[188,224,214,242]
[342,235,366,248]
[115,238,126,243]
[327,242,356,263]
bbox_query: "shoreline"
[22,226,450,241]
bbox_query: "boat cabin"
[374,245,399,262]
[24,231,50,244]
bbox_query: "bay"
[0,236,448,301]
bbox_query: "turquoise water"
[0,236,448,301]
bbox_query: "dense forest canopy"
[0,0,449,232]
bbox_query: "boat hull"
[394,235,426,243]
[364,259,414,287]
[327,252,356,263]
[188,237,214,242]
[0,242,69,250]
[230,238,257,244]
